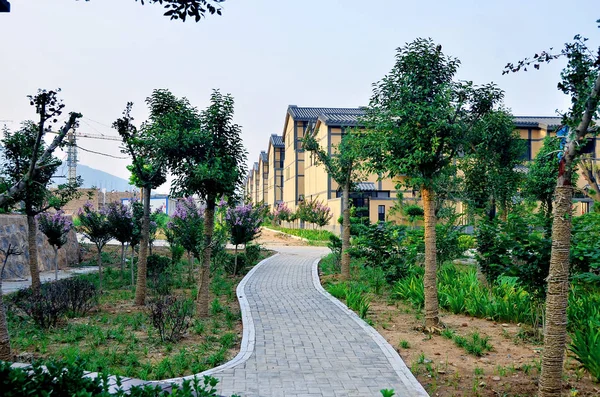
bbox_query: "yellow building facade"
[246,111,599,232]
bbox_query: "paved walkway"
[193,246,428,397]
[2,267,98,295]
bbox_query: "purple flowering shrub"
[273,202,294,223]
[168,197,205,258]
[226,203,266,246]
[37,210,73,249]
[297,198,333,227]
[106,202,134,245]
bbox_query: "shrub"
[147,254,173,295]
[458,234,476,252]
[60,278,99,316]
[10,281,73,328]
[296,198,333,227]
[244,243,262,266]
[571,212,600,274]
[475,213,551,296]
[403,204,424,220]
[0,360,238,397]
[327,234,342,268]
[273,202,293,223]
[148,295,194,342]
[569,318,600,382]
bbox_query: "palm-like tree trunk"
[197,199,215,317]
[134,185,151,305]
[341,182,351,280]
[422,186,439,329]
[26,214,41,294]
[130,245,135,287]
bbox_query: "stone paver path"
[197,246,428,397]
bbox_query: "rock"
[501,323,509,327]
[492,376,501,381]
[461,323,468,327]
[479,382,487,387]
[437,369,446,374]
[480,357,490,363]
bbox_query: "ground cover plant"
[266,224,334,242]
[5,245,271,381]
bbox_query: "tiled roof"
[513,116,562,130]
[288,106,365,122]
[318,111,365,127]
[260,151,268,163]
[355,182,376,191]
[270,134,284,148]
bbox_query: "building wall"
[283,115,299,209]
[62,189,138,215]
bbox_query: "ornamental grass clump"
[225,203,265,275]
[37,210,73,280]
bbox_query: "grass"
[6,245,269,381]
[266,224,334,242]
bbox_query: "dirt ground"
[368,298,600,397]
[255,227,310,246]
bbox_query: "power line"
[76,144,129,160]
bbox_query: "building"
[515,116,599,214]
[267,134,285,207]
[247,108,600,233]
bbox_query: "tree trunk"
[538,185,573,397]
[26,214,41,294]
[0,276,10,361]
[341,182,351,280]
[233,244,238,276]
[53,246,58,281]
[97,248,103,293]
[197,199,215,318]
[134,185,151,305]
[131,245,135,287]
[422,186,439,329]
[187,251,194,283]
[120,243,125,280]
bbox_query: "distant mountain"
[54,164,135,192]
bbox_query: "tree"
[362,38,506,329]
[225,203,264,275]
[579,154,600,205]
[522,136,562,222]
[113,103,167,305]
[169,197,205,282]
[78,203,113,292]
[461,110,525,221]
[0,90,81,209]
[162,90,247,317]
[80,0,225,22]
[0,90,82,295]
[37,210,73,280]
[106,201,134,279]
[0,244,23,361]
[504,23,600,397]
[303,129,363,280]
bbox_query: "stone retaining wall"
[0,214,79,279]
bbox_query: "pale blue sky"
[1,0,598,192]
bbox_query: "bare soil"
[321,274,600,397]
[255,227,311,246]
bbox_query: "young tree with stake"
[78,203,113,292]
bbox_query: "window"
[580,138,596,156]
[378,205,386,222]
[520,139,532,161]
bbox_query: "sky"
[1,0,598,193]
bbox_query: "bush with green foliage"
[0,360,239,397]
[475,212,551,296]
[9,278,98,328]
[569,318,600,382]
[571,212,600,276]
[296,198,333,227]
[147,254,173,295]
